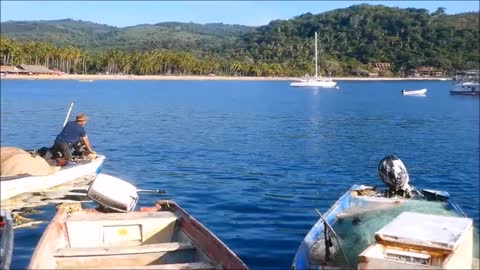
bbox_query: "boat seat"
[89,262,215,269]
[55,242,195,257]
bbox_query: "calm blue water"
[1,79,479,269]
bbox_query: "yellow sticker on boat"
[118,228,128,235]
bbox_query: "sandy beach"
[1,74,451,81]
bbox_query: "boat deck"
[26,202,239,270]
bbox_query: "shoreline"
[0,74,452,81]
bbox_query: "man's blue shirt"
[56,121,86,143]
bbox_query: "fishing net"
[326,200,480,268]
[0,147,60,177]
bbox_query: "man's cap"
[75,113,88,122]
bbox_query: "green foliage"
[1,4,478,76]
[236,4,479,75]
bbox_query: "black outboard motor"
[378,155,414,198]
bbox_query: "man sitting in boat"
[51,113,96,163]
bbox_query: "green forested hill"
[235,4,479,74]
[0,19,117,49]
[0,19,254,53]
[1,5,478,76]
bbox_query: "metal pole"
[136,189,166,194]
[62,101,75,128]
[315,32,318,78]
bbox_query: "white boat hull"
[290,80,337,88]
[1,155,105,201]
[402,88,427,96]
[450,82,480,95]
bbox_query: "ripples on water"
[1,80,479,269]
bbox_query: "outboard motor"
[87,173,139,213]
[378,155,414,198]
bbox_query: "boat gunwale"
[0,155,106,182]
[147,200,249,270]
[0,155,105,201]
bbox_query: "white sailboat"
[290,32,337,88]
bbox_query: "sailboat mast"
[315,32,318,78]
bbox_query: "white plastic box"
[358,212,473,270]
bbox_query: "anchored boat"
[0,209,13,270]
[450,70,479,96]
[292,155,479,270]
[290,32,337,88]
[401,88,427,96]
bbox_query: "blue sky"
[1,1,479,27]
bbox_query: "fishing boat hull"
[28,200,248,269]
[292,185,474,270]
[402,88,427,96]
[290,80,337,88]
[0,155,105,201]
[0,209,13,270]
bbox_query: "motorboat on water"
[450,70,479,96]
[290,32,337,88]
[292,155,479,270]
[402,88,427,96]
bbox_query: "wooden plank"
[55,242,195,257]
[66,211,177,222]
[90,262,215,269]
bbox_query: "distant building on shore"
[406,66,444,77]
[0,65,30,75]
[0,64,53,75]
[373,63,391,72]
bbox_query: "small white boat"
[0,209,13,270]
[401,88,427,96]
[1,155,105,201]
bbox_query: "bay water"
[1,79,478,269]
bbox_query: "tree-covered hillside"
[235,4,479,75]
[0,19,254,54]
[1,5,478,76]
